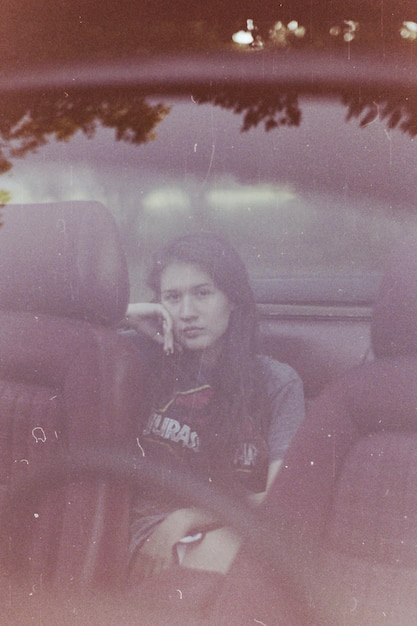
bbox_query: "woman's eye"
[196,288,211,297]
[163,293,180,303]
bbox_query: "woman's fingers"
[125,302,175,354]
[162,315,174,355]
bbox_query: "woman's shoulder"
[256,354,302,389]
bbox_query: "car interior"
[2,200,417,626]
[1,13,417,623]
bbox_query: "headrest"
[0,202,129,325]
[344,357,417,434]
[372,236,417,358]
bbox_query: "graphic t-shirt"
[141,379,270,490]
[128,333,305,555]
[143,384,211,456]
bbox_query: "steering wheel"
[3,447,311,625]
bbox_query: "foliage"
[1,84,417,181]
[194,87,417,142]
[195,90,301,131]
[0,91,170,174]
[343,92,417,137]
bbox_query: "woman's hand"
[125,302,174,354]
[129,508,218,581]
[180,526,242,574]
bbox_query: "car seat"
[0,202,142,611]
[208,235,417,626]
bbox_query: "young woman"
[125,232,304,579]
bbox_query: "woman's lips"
[182,327,204,338]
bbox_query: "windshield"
[2,88,417,301]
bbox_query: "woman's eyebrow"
[191,282,214,289]
[161,288,180,295]
[161,281,213,294]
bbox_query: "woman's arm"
[249,458,283,505]
[124,302,174,354]
[180,457,284,572]
[131,458,282,581]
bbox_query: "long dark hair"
[147,232,268,460]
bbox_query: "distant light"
[287,20,306,38]
[400,21,417,40]
[269,19,306,44]
[232,30,254,45]
[344,20,358,32]
[330,20,358,41]
[404,21,417,32]
[294,26,306,38]
[246,19,254,31]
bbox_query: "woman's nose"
[179,294,197,319]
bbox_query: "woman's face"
[160,261,234,363]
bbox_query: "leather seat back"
[0,202,142,596]
[209,236,417,625]
[269,236,417,625]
